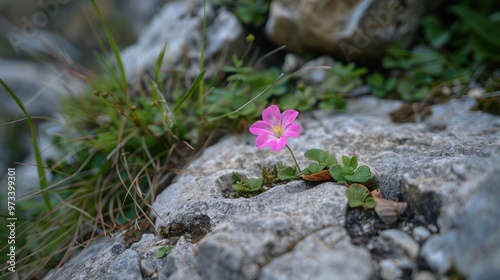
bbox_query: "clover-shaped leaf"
[344,165,371,183]
[231,172,264,197]
[329,164,346,183]
[346,184,369,207]
[340,165,355,175]
[302,163,324,175]
[245,178,264,191]
[330,155,371,184]
[342,155,358,169]
[304,149,337,166]
[364,197,376,209]
[277,165,301,180]
[345,184,376,209]
[157,245,174,258]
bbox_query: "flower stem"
[285,145,301,172]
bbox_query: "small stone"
[413,271,437,280]
[140,259,155,277]
[380,229,419,259]
[391,256,415,270]
[282,53,304,73]
[380,259,403,280]
[413,226,432,242]
[427,225,438,233]
[420,235,453,275]
[361,223,372,233]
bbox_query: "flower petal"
[282,123,301,138]
[262,105,281,125]
[268,136,287,151]
[255,134,277,149]
[281,109,299,128]
[249,120,274,136]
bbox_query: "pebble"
[380,229,420,259]
[380,259,403,280]
[420,235,453,275]
[140,259,155,277]
[361,222,372,233]
[413,270,437,280]
[413,226,432,242]
[427,224,438,233]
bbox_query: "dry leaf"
[301,170,333,182]
[373,197,407,225]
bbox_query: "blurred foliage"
[210,0,271,27]
[280,62,366,111]
[368,0,500,103]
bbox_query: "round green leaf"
[346,184,370,208]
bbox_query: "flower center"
[273,125,283,137]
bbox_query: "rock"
[139,258,155,277]
[293,55,336,86]
[0,0,160,58]
[413,270,437,280]
[260,227,374,280]
[47,97,500,279]
[120,0,245,82]
[97,249,142,279]
[413,226,431,243]
[0,59,85,117]
[265,0,444,62]
[380,229,419,259]
[48,242,126,280]
[379,259,403,280]
[420,235,453,275]
[162,244,202,280]
[421,172,500,279]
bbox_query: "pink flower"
[249,105,301,152]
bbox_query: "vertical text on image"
[6,168,17,273]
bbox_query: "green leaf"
[385,76,397,91]
[422,15,451,49]
[277,165,301,180]
[232,183,248,192]
[90,0,127,91]
[344,165,371,183]
[245,178,263,191]
[329,164,345,184]
[340,165,355,175]
[341,155,350,167]
[452,6,500,60]
[304,149,337,166]
[154,43,167,89]
[364,197,376,209]
[346,184,370,208]
[1,79,52,211]
[367,72,384,88]
[279,94,300,109]
[232,172,242,181]
[173,71,205,113]
[157,245,174,258]
[302,163,325,175]
[348,156,358,169]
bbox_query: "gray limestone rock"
[97,249,142,279]
[49,242,126,280]
[48,97,500,279]
[259,227,374,280]
[265,0,444,62]
[120,0,245,82]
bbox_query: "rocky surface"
[49,97,500,279]
[265,0,443,62]
[120,0,245,82]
